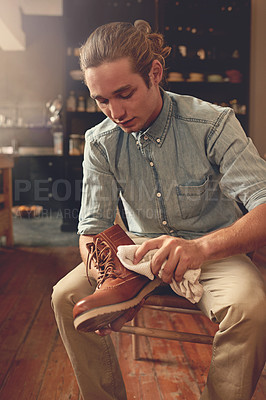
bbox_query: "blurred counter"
[0,146,59,156]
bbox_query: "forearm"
[196,203,266,261]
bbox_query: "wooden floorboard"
[38,332,80,400]
[0,246,265,400]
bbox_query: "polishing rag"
[117,244,203,304]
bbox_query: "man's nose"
[109,100,126,121]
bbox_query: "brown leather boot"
[73,224,161,332]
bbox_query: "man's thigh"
[52,262,97,305]
[198,254,265,322]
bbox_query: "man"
[52,20,266,400]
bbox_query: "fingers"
[133,237,160,264]
[133,235,200,284]
[174,263,187,282]
[150,244,176,278]
[150,238,182,282]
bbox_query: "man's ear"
[149,60,163,85]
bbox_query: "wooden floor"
[0,246,265,400]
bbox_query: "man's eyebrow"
[112,85,133,95]
[91,94,104,100]
[91,85,133,100]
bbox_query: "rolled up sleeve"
[207,109,266,211]
[78,137,119,235]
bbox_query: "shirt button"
[156,138,161,143]
[144,135,148,140]
[162,220,167,225]
[156,192,161,198]
[149,161,154,167]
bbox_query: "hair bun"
[134,19,151,34]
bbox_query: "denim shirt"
[78,90,266,239]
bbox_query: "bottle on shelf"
[69,134,85,156]
[66,91,76,112]
[77,96,86,112]
[86,97,97,112]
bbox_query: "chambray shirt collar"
[131,90,172,147]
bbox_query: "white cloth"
[117,244,203,303]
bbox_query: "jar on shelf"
[86,97,97,112]
[53,131,63,155]
[66,91,76,112]
[77,96,86,112]
[69,134,85,155]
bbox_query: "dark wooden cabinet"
[12,156,64,211]
[60,155,83,231]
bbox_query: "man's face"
[85,57,163,133]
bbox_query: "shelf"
[167,81,244,86]
[161,0,250,136]
[166,81,247,104]
[166,81,246,94]
[0,147,57,157]
[0,125,50,130]
[161,0,251,115]
[166,57,248,74]
[65,154,83,159]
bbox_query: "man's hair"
[79,20,171,87]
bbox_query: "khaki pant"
[51,247,266,400]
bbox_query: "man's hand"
[95,300,145,336]
[134,235,206,283]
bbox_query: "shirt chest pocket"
[176,176,210,219]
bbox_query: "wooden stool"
[120,285,214,360]
[0,154,14,247]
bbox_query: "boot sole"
[74,277,161,332]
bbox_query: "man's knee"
[243,288,266,333]
[51,264,97,314]
[227,262,265,328]
[51,279,72,313]
[221,286,266,338]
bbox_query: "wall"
[0,14,64,142]
[249,0,266,158]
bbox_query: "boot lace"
[86,238,117,288]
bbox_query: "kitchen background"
[0,4,265,398]
[0,0,265,232]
